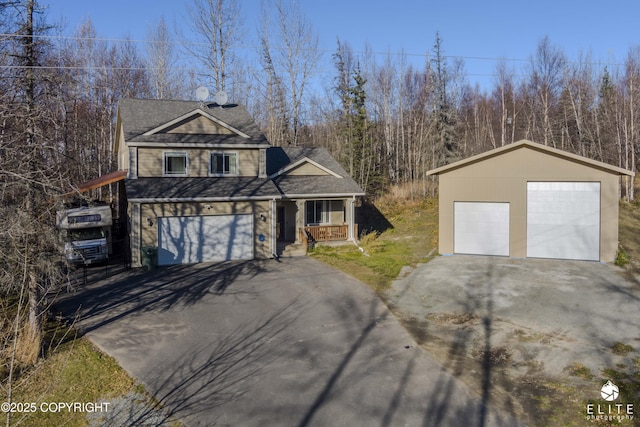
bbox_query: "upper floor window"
[164,152,188,176]
[210,152,238,176]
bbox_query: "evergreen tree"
[430,32,459,167]
[337,63,382,193]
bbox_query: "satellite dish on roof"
[215,90,228,106]
[196,86,209,102]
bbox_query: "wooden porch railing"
[304,224,349,242]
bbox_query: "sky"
[45,0,640,94]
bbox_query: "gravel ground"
[384,255,640,425]
[385,255,640,377]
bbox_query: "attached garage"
[427,140,635,262]
[158,215,254,265]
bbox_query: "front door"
[276,206,286,241]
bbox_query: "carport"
[427,140,635,262]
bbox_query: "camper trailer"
[56,204,112,265]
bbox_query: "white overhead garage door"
[454,202,510,256]
[158,215,253,265]
[527,182,600,261]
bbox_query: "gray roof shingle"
[273,175,365,196]
[267,147,365,196]
[125,177,281,200]
[118,98,270,146]
[119,98,364,199]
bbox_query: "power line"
[0,32,628,69]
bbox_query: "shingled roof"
[117,98,270,146]
[267,147,365,197]
[126,177,281,201]
[117,98,365,200]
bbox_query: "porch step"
[277,243,307,258]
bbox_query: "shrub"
[615,245,630,267]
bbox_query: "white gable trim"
[143,108,251,138]
[269,157,342,179]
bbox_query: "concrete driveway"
[57,257,519,427]
[385,255,640,425]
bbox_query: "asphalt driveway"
[57,257,519,427]
[385,255,640,424]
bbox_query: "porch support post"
[271,198,277,257]
[130,202,141,267]
[295,199,305,243]
[348,196,356,240]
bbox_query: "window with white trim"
[306,200,330,225]
[163,152,188,176]
[210,152,238,175]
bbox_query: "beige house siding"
[437,146,621,262]
[165,115,234,134]
[130,200,272,266]
[329,200,345,223]
[137,148,259,177]
[287,163,330,176]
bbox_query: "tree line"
[1,0,639,385]
[306,35,640,198]
[3,1,638,197]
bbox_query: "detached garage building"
[427,140,635,262]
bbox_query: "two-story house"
[115,98,364,267]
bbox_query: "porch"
[302,224,353,242]
[297,223,359,252]
[274,198,359,256]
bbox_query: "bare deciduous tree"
[259,0,320,146]
[182,0,242,93]
[0,3,70,421]
[528,36,567,147]
[146,15,182,99]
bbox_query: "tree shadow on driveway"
[385,255,640,426]
[55,257,521,426]
[146,298,303,426]
[55,260,269,335]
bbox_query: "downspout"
[271,198,278,259]
[348,196,369,257]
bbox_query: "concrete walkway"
[57,257,521,426]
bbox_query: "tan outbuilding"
[426,140,635,262]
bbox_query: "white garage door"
[527,182,600,261]
[454,202,510,256]
[158,215,253,265]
